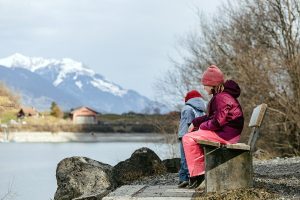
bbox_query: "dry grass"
[194,188,278,200]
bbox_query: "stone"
[162,158,180,173]
[54,156,116,200]
[112,147,167,185]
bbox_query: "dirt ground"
[131,156,300,200]
[194,188,278,200]
[194,157,300,200]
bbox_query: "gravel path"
[130,157,300,199]
[253,157,300,199]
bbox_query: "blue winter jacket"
[178,97,206,139]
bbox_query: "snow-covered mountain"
[0,53,166,113]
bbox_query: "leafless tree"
[0,181,16,200]
[0,82,20,122]
[156,0,300,156]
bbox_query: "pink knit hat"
[201,65,224,86]
[185,90,202,102]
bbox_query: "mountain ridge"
[0,53,166,114]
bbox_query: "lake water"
[0,138,179,200]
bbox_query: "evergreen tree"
[50,102,63,118]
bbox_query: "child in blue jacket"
[178,90,206,188]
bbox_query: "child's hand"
[188,124,194,132]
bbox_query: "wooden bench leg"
[203,146,253,193]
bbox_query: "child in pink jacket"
[182,65,244,189]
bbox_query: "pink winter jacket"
[192,80,244,141]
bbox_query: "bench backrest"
[247,103,268,150]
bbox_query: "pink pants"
[182,129,240,177]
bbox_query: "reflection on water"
[0,137,179,200]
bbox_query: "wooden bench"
[196,103,268,193]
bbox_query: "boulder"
[54,156,116,200]
[162,158,180,173]
[112,147,167,185]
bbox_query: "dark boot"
[187,175,205,189]
[177,180,189,188]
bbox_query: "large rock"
[54,156,116,200]
[112,147,167,185]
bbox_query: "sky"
[0,0,224,100]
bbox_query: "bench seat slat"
[197,140,250,151]
[225,143,250,150]
[196,139,221,147]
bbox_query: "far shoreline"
[0,132,176,143]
